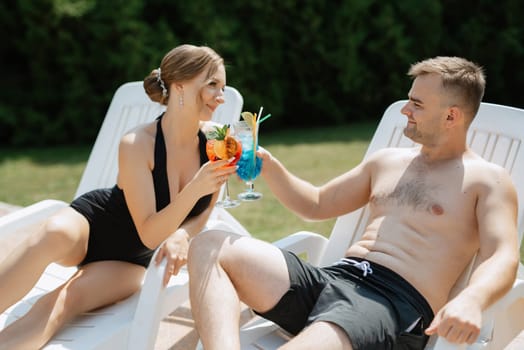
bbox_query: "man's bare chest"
[369,158,475,217]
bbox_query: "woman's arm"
[117,127,235,249]
[154,191,220,284]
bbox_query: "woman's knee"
[39,210,87,248]
[25,209,88,264]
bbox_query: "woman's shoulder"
[120,121,157,150]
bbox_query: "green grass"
[0,123,375,243]
[0,147,89,204]
[229,122,374,241]
[2,122,523,262]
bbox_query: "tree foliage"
[1,0,523,146]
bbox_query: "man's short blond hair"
[408,56,485,123]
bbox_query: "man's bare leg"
[281,321,353,350]
[188,230,291,350]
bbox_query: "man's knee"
[188,230,235,267]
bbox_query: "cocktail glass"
[235,121,263,201]
[205,126,242,208]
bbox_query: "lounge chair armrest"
[429,279,524,350]
[430,338,467,349]
[208,207,251,236]
[478,278,524,320]
[272,231,328,266]
[0,199,67,236]
[130,220,245,350]
[127,247,171,350]
[430,330,491,350]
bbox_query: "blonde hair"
[408,56,485,122]
[144,44,224,105]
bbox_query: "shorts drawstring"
[337,258,373,277]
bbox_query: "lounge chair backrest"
[75,82,243,198]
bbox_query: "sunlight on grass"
[227,139,370,241]
[2,123,523,264]
[0,125,372,243]
[0,147,88,205]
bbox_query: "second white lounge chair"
[228,100,524,350]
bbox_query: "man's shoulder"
[464,151,515,190]
[465,151,508,174]
[366,147,417,163]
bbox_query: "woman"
[0,44,236,349]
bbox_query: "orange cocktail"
[206,124,242,208]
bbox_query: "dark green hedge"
[1,0,523,146]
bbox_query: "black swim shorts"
[255,250,434,350]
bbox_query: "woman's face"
[188,64,226,121]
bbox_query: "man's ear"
[445,106,462,127]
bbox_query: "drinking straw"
[252,107,263,174]
[258,113,272,124]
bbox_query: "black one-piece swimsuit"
[70,114,212,268]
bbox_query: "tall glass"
[205,129,242,208]
[235,121,263,201]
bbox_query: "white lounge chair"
[229,101,524,350]
[0,81,246,349]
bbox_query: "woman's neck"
[161,107,200,146]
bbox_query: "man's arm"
[463,166,519,309]
[258,148,374,221]
[426,166,519,344]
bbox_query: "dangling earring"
[178,88,184,106]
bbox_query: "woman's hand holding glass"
[192,159,237,197]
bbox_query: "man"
[188,56,519,350]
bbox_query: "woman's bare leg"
[0,260,144,350]
[0,207,89,314]
[188,230,291,350]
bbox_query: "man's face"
[400,74,449,146]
